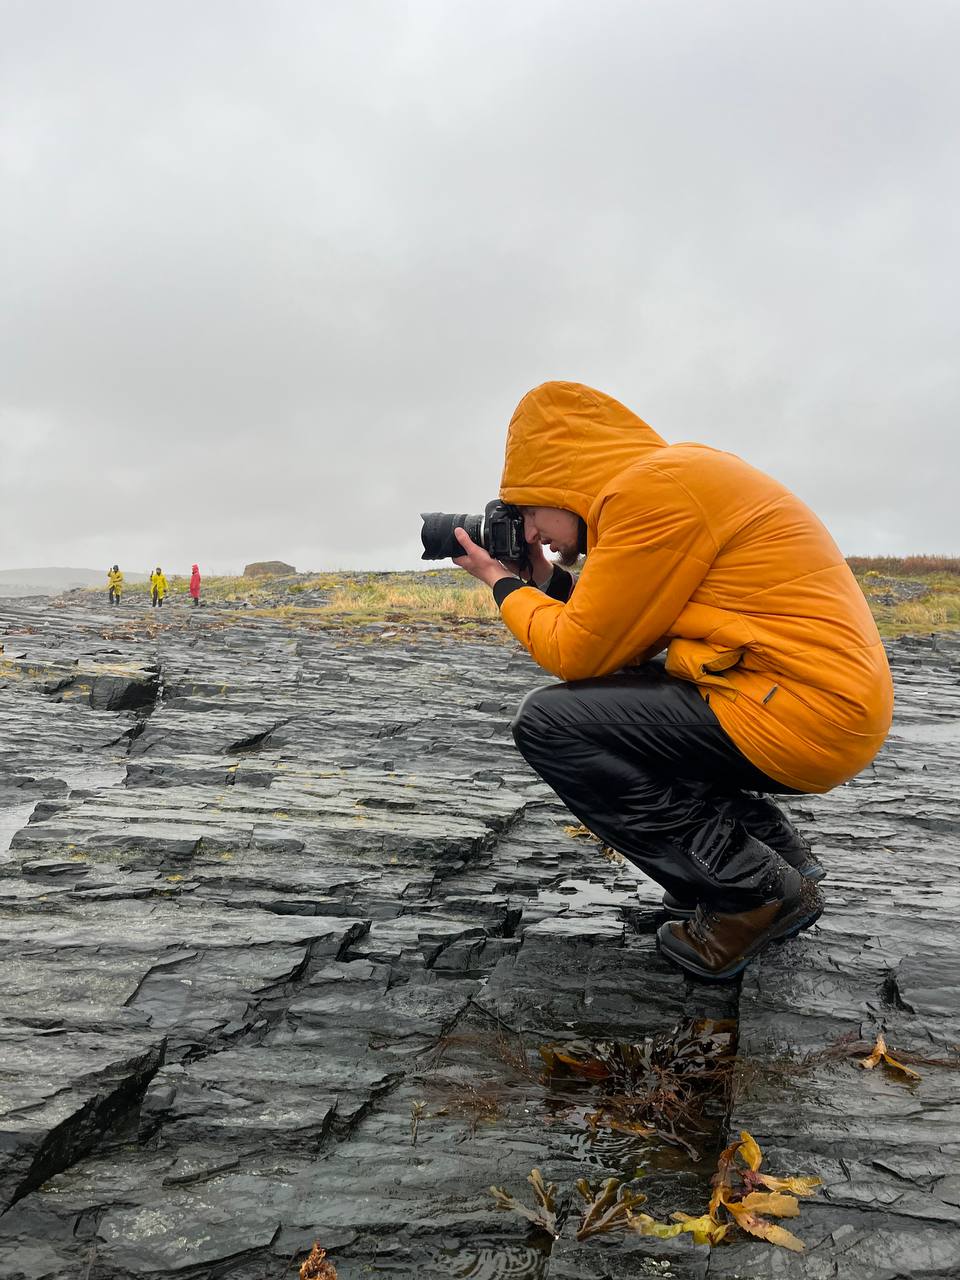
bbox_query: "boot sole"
[656,900,824,983]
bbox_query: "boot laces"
[687,904,720,943]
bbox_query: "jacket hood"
[192,565,199,573]
[499,381,667,521]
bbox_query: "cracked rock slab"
[0,598,958,1280]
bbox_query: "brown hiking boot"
[657,875,824,981]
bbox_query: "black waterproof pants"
[511,663,802,907]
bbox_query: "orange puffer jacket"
[498,381,893,793]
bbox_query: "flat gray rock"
[1,596,958,1278]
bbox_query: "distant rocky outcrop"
[858,573,930,606]
[243,560,296,578]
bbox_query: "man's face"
[521,507,581,566]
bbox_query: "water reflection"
[60,762,127,791]
[0,761,125,857]
[539,1020,735,1218]
[0,801,38,858]
[434,1244,548,1278]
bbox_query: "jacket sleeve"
[498,470,716,680]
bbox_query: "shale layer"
[1,595,958,1279]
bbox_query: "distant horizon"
[0,561,434,583]
[0,561,428,578]
[3,549,959,584]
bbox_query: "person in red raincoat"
[189,564,201,606]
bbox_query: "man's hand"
[452,528,515,588]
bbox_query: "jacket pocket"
[665,639,743,699]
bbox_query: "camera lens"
[419,512,483,560]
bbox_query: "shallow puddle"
[537,877,635,912]
[539,1020,735,1219]
[60,761,128,792]
[0,801,39,858]
[421,1014,737,1272]
[433,1243,549,1278]
[0,761,125,856]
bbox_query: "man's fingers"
[452,527,474,568]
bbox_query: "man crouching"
[452,381,893,981]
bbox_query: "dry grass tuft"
[847,555,960,577]
[323,579,497,619]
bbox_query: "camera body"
[479,500,528,564]
[420,500,529,574]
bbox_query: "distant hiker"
[150,567,168,608]
[189,564,201,606]
[107,565,123,606]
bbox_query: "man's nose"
[523,515,539,541]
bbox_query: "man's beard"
[556,546,582,569]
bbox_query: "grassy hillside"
[848,557,960,637]
[82,568,500,638]
[73,559,960,640]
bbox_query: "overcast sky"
[2,0,957,575]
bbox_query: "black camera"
[420,500,530,574]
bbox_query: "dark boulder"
[43,670,159,711]
[89,673,158,711]
[243,560,296,578]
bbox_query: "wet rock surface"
[0,597,958,1278]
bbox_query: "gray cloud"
[2,0,957,574]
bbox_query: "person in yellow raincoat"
[150,567,168,609]
[107,565,123,606]
[452,381,893,981]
